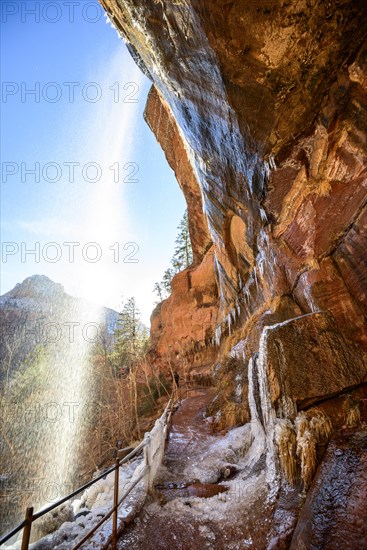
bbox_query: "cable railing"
[0,397,176,550]
[0,381,214,550]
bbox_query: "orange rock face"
[100,0,367,540]
[100,0,367,376]
[260,312,367,414]
[144,86,212,263]
[149,247,218,372]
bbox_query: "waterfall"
[0,300,102,539]
[2,46,145,541]
[32,300,102,504]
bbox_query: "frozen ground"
[6,391,274,549]
[118,391,274,550]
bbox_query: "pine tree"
[171,210,193,271]
[113,297,147,373]
[153,210,193,302]
[162,267,175,294]
[153,282,164,303]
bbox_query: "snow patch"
[5,459,145,550]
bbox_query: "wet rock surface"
[291,429,367,549]
[261,312,367,413]
[144,85,212,262]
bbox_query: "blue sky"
[0,1,186,324]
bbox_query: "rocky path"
[159,390,217,479]
[117,391,272,550]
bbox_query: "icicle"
[227,313,232,335]
[243,286,250,307]
[260,207,268,224]
[257,329,281,497]
[257,330,274,429]
[230,307,236,323]
[104,12,123,39]
[264,161,270,181]
[262,229,270,247]
[258,257,264,279]
[235,298,241,318]
[215,325,222,347]
[269,154,277,170]
[248,357,261,425]
[274,419,297,487]
[253,267,259,293]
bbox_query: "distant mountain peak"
[1,275,120,335]
[10,274,65,298]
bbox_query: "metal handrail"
[0,450,139,546]
[72,466,148,550]
[0,396,175,550]
[0,521,26,546]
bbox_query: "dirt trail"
[117,391,272,550]
[161,390,217,478]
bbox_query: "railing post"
[112,440,122,550]
[21,507,33,550]
[144,439,152,493]
[112,458,119,550]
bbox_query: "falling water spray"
[1,45,144,542]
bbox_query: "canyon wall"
[99,0,367,544]
[101,0,367,371]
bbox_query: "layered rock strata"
[99,0,367,544]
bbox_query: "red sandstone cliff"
[99,0,367,545]
[100,0,366,368]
